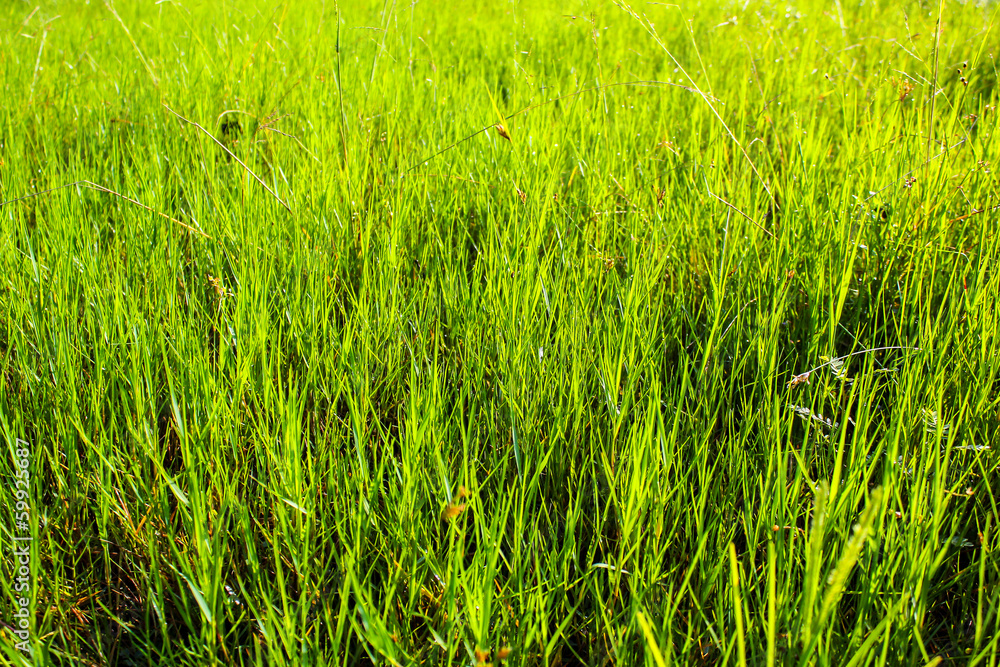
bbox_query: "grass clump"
[1,0,999,664]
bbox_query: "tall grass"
[1,0,998,664]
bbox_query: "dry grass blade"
[0,180,213,239]
[162,104,292,212]
[83,181,213,239]
[708,191,775,239]
[105,1,159,86]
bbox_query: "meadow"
[1,0,999,664]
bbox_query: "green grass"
[2,0,999,664]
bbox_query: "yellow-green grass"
[1,0,998,664]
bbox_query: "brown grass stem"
[0,180,213,239]
[162,104,292,212]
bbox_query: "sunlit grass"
[1,0,999,664]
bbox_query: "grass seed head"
[895,78,915,101]
[787,371,811,388]
[495,123,511,142]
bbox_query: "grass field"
[2,0,1000,664]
